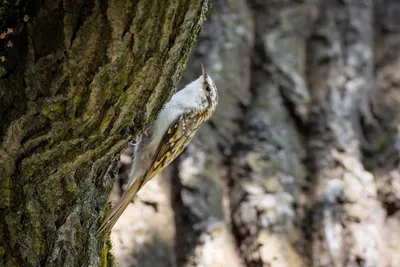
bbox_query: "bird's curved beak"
[201,63,207,82]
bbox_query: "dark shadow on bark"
[170,156,202,266]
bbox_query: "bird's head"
[200,63,218,111]
[173,64,218,113]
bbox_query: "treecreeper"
[97,64,218,235]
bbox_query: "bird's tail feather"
[96,177,144,236]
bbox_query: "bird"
[97,64,218,235]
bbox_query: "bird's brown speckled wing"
[96,112,204,235]
[142,111,205,184]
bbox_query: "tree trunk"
[305,1,386,266]
[0,1,209,266]
[229,1,309,266]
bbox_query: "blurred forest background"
[1,0,400,266]
[111,0,400,267]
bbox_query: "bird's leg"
[129,133,143,146]
[129,126,149,146]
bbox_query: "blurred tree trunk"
[0,0,209,266]
[305,1,385,266]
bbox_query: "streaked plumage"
[97,65,218,235]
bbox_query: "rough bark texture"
[0,0,209,266]
[305,1,385,266]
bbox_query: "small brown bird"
[97,65,218,235]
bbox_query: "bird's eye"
[205,86,211,92]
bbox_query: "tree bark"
[305,1,385,266]
[229,1,309,266]
[0,1,209,266]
